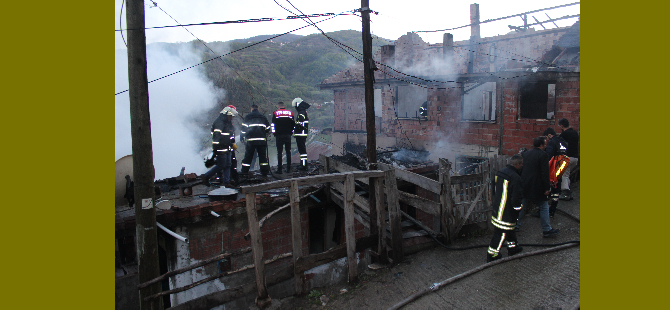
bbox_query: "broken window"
[519,82,556,119]
[462,82,496,121]
[395,85,427,119]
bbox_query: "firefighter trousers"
[275,135,291,168]
[295,136,307,167]
[487,228,519,259]
[241,144,270,175]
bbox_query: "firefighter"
[271,101,294,174]
[487,154,524,262]
[419,101,428,118]
[240,104,271,176]
[292,98,310,171]
[202,105,238,187]
[543,127,569,218]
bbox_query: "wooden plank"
[167,263,294,310]
[238,170,384,194]
[319,155,332,202]
[398,191,440,216]
[439,159,454,242]
[373,176,388,264]
[330,191,370,229]
[400,210,440,237]
[244,193,269,304]
[343,173,358,282]
[295,234,377,273]
[331,181,370,213]
[289,180,305,295]
[379,163,440,194]
[385,169,404,264]
[451,179,488,241]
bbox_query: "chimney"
[443,33,454,74]
[380,45,396,79]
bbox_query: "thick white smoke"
[115,44,224,180]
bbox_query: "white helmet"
[221,105,238,116]
[292,98,303,108]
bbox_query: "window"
[395,85,427,119]
[462,82,496,121]
[374,88,382,117]
[519,82,556,119]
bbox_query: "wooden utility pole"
[361,0,381,263]
[126,1,163,309]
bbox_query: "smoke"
[115,44,225,180]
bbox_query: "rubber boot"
[275,165,282,174]
[508,246,523,256]
[487,253,502,263]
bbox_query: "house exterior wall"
[323,25,579,164]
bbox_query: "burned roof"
[556,20,580,49]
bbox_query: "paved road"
[280,181,581,309]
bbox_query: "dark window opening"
[519,82,556,119]
[158,245,171,308]
[308,204,343,254]
[395,85,428,119]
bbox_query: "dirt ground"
[275,181,581,310]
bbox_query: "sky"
[114,0,579,179]
[114,0,580,50]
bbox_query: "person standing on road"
[558,118,579,200]
[543,127,569,218]
[292,98,311,171]
[487,154,525,262]
[202,105,238,187]
[271,101,294,174]
[240,104,271,176]
[518,136,560,237]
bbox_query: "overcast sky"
[114,0,580,50]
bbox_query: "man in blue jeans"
[518,136,560,237]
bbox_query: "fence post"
[384,169,404,264]
[373,176,388,264]
[245,193,271,307]
[439,159,454,243]
[289,180,305,295]
[343,173,358,282]
[319,154,332,202]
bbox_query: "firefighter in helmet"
[240,104,271,176]
[292,98,310,171]
[202,105,238,186]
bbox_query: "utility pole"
[361,0,385,264]
[126,0,163,309]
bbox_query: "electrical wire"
[114,12,359,31]
[115,12,345,96]
[119,0,127,47]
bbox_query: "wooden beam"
[373,176,388,264]
[384,169,404,264]
[329,191,370,229]
[379,163,440,194]
[330,181,370,213]
[319,155,332,202]
[294,234,377,273]
[245,193,270,306]
[398,191,440,216]
[238,170,384,194]
[289,180,305,295]
[343,174,358,283]
[400,210,440,237]
[439,159,454,242]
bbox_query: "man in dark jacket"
[519,136,560,237]
[487,154,524,262]
[240,104,271,176]
[203,106,237,186]
[292,98,310,171]
[558,118,579,200]
[543,127,569,217]
[271,102,294,174]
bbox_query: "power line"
[115,12,347,96]
[114,11,361,32]
[414,1,579,33]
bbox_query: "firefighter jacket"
[546,136,568,158]
[490,164,523,230]
[521,148,551,203]
[271,108,294,136]
[241,109,270,146]
[293,101,310,137]
[211,113,235,153]
[559,128,579,158]
[420,101,427,117]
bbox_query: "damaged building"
[319,4,580,169]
